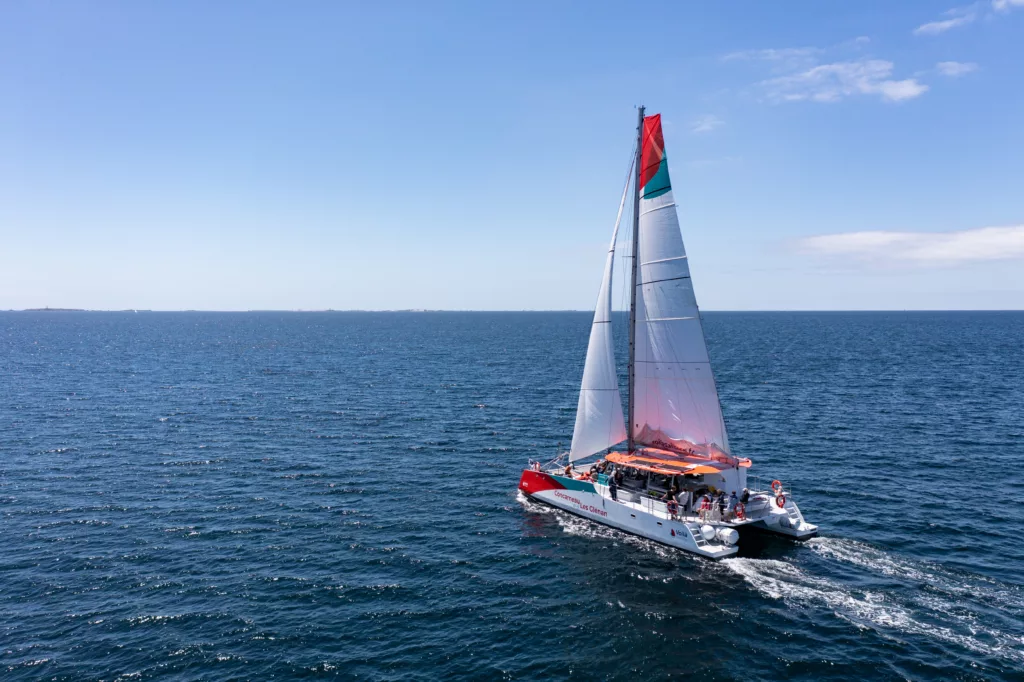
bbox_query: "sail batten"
[631,113,730,456]
[568,160,632,462]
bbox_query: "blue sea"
[2,311,1023,681]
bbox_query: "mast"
[627,105,644,453]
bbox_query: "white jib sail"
[569,172,630,462]
[633,117,730,454]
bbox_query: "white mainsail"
[568,170,631,461]
[632,114,730,455]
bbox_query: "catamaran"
[518,108,817,559]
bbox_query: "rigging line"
[660,303,717,450]
[638,275,691,287]
[614,139,637,304]
[642,255,687,266]
[634,360,709,364]
[639,203,677,217]
[698,302,731,451]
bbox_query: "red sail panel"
[640,114,665,190]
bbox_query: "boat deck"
[590,481,759,527]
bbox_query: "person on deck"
[727,491,738,520]
[740,488,750,505]
[608,472,618,501]
[564,465,572,477]
[699,493,712,522]
[716,491,727,521]
[677,488,691,515]
[662,489,679,519]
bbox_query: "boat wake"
[723,537,1024,665]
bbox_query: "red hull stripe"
[518,470,597,495]
[518,470,565,495]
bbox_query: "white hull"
[518,470,738,559]
[519,468,818,559]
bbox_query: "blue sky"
[1,1,1022,310]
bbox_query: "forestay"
[631,114,730,455]
[568,167,631,461]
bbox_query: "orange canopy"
[606,451,729,477]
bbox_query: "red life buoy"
[775,494,786,508]
[735,503,746,520]
[771,480,783,493]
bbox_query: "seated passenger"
[699,493,712,522]
[661,489,679,518]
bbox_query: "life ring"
[771,480,783,493]
[775,494,786,508]
[735,502,746,520]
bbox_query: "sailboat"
[518,108,817,559]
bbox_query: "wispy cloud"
[763,59,928,103]
[914,8,977,35]
[728,39,927,104]
[993,0,1024,11]
[722,47,821,63]
[690,115,724,134]
[799,226,1024,264]
[936,60,979,76]
[915,1,1021,35]
[721,47,822,73]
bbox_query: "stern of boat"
[740,485,818,539]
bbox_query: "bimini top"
[606,449,751,477]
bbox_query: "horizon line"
[6,308,1024,314]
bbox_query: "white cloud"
[914,2,1019,37]
[723,47,821,62]
[799,226,1024,264]
[914,14,975,34]
[690,115,724,134]
[722,47,822,73]
[763,59,928,103]
[936,61,979,76]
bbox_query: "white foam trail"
[724,548,1024,664]
[808,537,1024,611]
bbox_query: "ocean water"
[1,311,1022,681]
